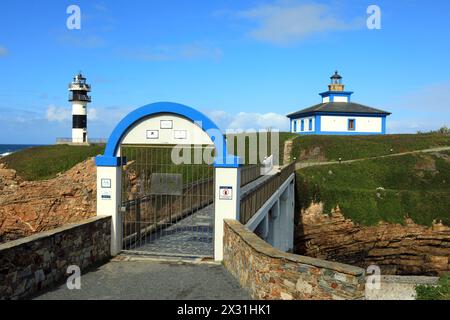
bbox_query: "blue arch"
[95,102,240,167]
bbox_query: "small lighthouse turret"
[69,72,91,144]
[329,71,344,91]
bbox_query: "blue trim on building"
[308,118,313,131]
[295,131,384,136]
[95,156,126,167]
[381,116,387,134]
[319,91,354,97]
[315,115,321,134]
[288,111,389,119]
[300,119,304,131]
[293,120,297,132]
[96,101,240,168]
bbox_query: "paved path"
[296,146,450,170]
[34,257,250,300]
[127,205,214,257]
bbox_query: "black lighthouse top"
[330,71,342,84]
[69,72,91,102]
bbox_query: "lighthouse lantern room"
[69,72,91,144]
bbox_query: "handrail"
[239,162,295,225]
[240,164,262,187]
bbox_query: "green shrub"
[416,274,450,300]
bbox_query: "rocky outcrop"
[0,160,97,243]
[295,203,450,276]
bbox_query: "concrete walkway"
[296,146,450,170]
[34,256,250,300]
[127,205,214,258]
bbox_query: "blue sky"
[0,0,449,144]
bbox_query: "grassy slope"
[227,132,297,165]
[0,145,105,181]
[0,132,296,181]
[296,151,450,226]
[291,134,450,162]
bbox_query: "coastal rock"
[295,203,450,276]
[0,159,97,243]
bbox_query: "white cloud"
[238,1,362,45]
[46,105,71,122]
[88,108,98,120]
[58,34,106,48]
[0,46,8,57]
[387,81,450,133]
[121,43,223,61]
[205,110,290,131]
[393,82,450,113]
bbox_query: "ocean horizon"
[0,144,41,157]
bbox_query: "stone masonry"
[223,219,366,300]
[0,216,111,300]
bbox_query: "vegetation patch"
[0,144,104,181]
[291,133,450,162]
[416,274,450,300]
[227,132,297,165]
[296,151,450,226]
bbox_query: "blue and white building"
[287,72,391,135]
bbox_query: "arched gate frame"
[96,102,241,261]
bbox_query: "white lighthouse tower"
[69,72,91,144]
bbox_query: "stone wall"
[223,219,366,300]
[295,204,450,276]
[0,216,111,300]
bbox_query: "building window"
[301,120,304,131]
[293,120,297,132]
[348,119,356,131]
[309,118,313,131]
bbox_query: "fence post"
[214,159,242,261]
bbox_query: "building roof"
[287,102,391,118]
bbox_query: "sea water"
[0,144,37,157]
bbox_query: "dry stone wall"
[223,219,366,300]
[0,216,111,300]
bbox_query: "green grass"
[291,133,450,162]
[227,132,297,165]
[416,274,450,300]
[0,144,105,181]
[296,151,450,226]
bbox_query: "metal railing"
[240,164,262,187]
[56,138,107,145]
[69,93,91,102]
[239,162,295,225]
[68,83,91,90]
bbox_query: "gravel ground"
[365,275,439,300]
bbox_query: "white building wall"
[320,115,382,133]
[333,96,349,103]
[120,113,213,147]
[291,116,315,133]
